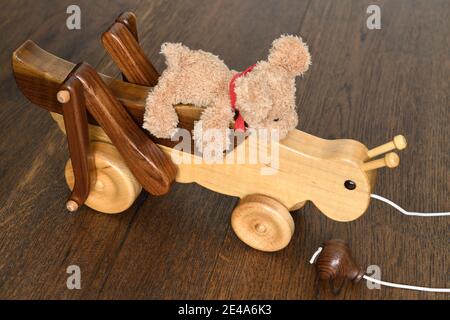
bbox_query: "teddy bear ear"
[268,35,311,76]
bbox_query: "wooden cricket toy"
[12,12,408,252]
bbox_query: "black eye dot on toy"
[344,180,356,190]
[273,118,279,122]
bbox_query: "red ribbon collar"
[229,64,256,132]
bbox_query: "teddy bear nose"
[273,118,279,122]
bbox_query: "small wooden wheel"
[231,194,295,252]
[65,142,142,214]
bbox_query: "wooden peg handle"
[362,152,400,171]
[367,135,407,158]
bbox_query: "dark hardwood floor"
[0,0,448,299]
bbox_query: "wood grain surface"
[0,0,448,299]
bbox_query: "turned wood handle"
[67,63,176,195]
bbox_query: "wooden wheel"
[65,142,142,214]
[231,194,295,252]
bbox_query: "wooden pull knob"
[315,239,365,283]
[362,152,400,171]
[367,135,407,158]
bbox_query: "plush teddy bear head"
[234,35,311,138]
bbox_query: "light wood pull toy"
[11,11,413,251]
[12,40,380,222]
[367,135,407,158]
[362,152,400,171]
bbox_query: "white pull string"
[309,247,322,264]
[362,275,450,293]
[309,247,450,293]
[371,194,450,217]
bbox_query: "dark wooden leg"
[116,11,138,41]
[102,11,159,86]
[116,12,139,83]
[58,77,96,212]
[64,63,176,196]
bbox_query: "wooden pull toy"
[12,12,409,252]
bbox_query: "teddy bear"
[143,35,311,151]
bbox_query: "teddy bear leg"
[143,87,180,139]
[193,102,234,154]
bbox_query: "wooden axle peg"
[367,135,407,158]
[57,90,71,103]
[66,199,79,212]
[362,152,400,171]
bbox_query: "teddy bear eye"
[273,118,279,122]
